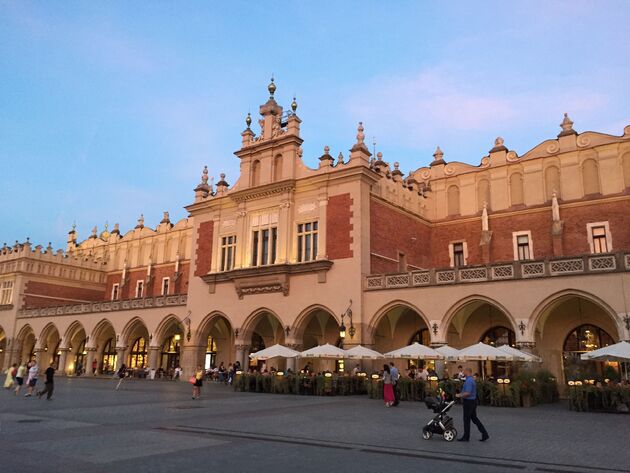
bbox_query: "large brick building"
[2,81,630,385]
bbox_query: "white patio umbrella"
[435,345,460,361]
[455,342,515,361]
[248,344,300,360]
[383,342,443,360]
[344,345,384,360]
[300,343,346,359]
[580,341,630,362]
[497,345,542,363]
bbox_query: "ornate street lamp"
[339,299,355,342]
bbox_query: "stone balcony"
[17,294,188,318]
[365,253,630,290]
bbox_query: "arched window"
[251,160,261,187]
[273,154,283,181]
[205,336,217,370]
[447,185,460,216]
[128,337,147,369]
[545,166,560,201]
[509,172,524,206]
[623,153,630,189]
[409,329,430,346]
[563,324,616,381]
[160,335,181,372]
[101,338,117,374]
[477,179,490,211]
[582,159,600,195]
[74,338,86,375]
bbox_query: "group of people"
[3,360,56,400]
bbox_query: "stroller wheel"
[422,428,433,440]
[443,429,457,442]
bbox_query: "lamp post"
[339,300,355,348]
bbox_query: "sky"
[1,1,629,250]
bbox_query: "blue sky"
[1,1,629,249]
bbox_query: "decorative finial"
[161,211,170,224]
[137,214,144,228]
[558,113,577,137]
[377,152,383,160]
[47,242,53,251]
[220,172,226,180]
[112,223,120,234]
[324,145,330,154]
[201,165,208,184]
[394,162,399,170]
[495,137,504,147]
[268,76,276,98]
[433,146,444,160]
[91,226,97,237]
[337,152,344,165]
[246,112,252,128]
[291,96,297,112]
[356,122,365,144]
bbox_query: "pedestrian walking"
[192,365,203,399]
[92,359,98,375]
[25,361,39,397]
[4,364,17,389]
[382,364,395,407]
[37,363,56,400]
[14,362,26,396]
[455,367,489,442]
[115,364,127,390]
[389,362,400,406]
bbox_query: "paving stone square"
[1,377,628,473]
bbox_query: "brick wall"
[23,281,104,309]
[327,193,354,260]
[104,262,190,300]
[370,198,432,273]
[195,221,214,277]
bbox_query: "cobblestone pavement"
[0,377,628,473]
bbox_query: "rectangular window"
[111,283,119,301]
[453,243,465,268]
[517,235,531,260]
[220,235,237,271]
[0,280,14,305]
[297,221,319,262]
[161,277,170,296]
[135,280,144,299]
[251,227,277,266]
[591,226,608,253]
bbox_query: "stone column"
[316,195,328,259]
[278,199,291,264]
[148,346,160,370]
[286,343,302,372]
[180,344,204,379]
[57,348,70,376]
[234,344,250,369]
[34,348,44,367]
[85,348,97,375]
[115,347,127,370]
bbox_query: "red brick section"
[105,274,121,301]
[195,221,214,277]
[23,281,104,309]
[370,198,432,273]
[370,196,630,272]
[327,193,354,260]
[175,262,190,294]
[103,262,190,300]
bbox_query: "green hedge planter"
[568,386,630,413]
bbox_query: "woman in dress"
[3,364,17,389]
[192,365,203,399]
[383,364,395,407]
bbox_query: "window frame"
[111,283,120,301]
[297,221,319,262]
[0,280,14,305]
[449,241,467,268]
[220,234,237,272]
[161,277,170,296]
[586,221,612,254]
[135,280,144,299]
[512,231,533,261]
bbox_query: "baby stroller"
[422,396,457,442]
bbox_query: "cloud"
[343,65,611,153]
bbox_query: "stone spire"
[135,215,144,229]
[319,145,334,168]
[194,165,212,199]
[489,136,507,153]
[558,113,577,137]
[430,146,446,166]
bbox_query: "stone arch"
[38,322,60,349]
[273,153,283,181]
[443,295,517,346]
[154,314,183,344]
[63,321,88,375]
[63,320,86,347]
[368,300,431,339]
[447,185,460,216]
[240,307,286,353]
[581,158,600,195]
[530,289,620,341]
[120,316,149,348]
[196,311,233,369]
[476,178,490,211]
[544,165,560,201]
[622,151,630,189]
[16,324,36,363]
[90,318,116,347]
[251,159,261,187]
[509,171,524,206]
[292,305,340,351]
[369,300,432,356]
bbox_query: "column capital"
[515,341,536,350]
[235,344,251,351]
